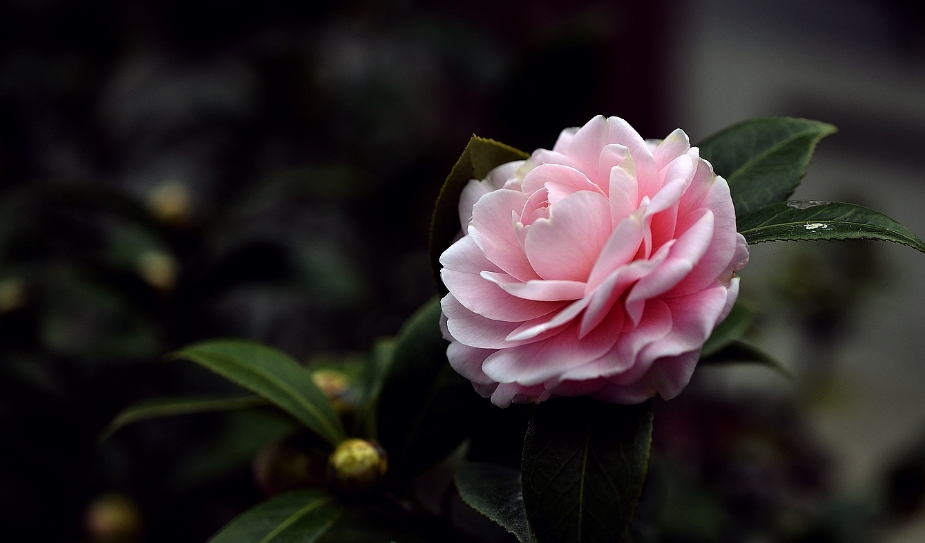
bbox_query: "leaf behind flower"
[167,340,345,447]
[455,461,536,543]
[698,118,836,217]
[737,200,925,253]
[429,137,529,293]
[521,399,653,543]
[699,339,793,379]
[374,298,485,478]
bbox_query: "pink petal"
[624,210,714,323]
[592,380,658,404]
[506,297,589,341]
[608,299,674,384]
[652,129,691,172]
[524,191,611,282]
[440,235,499,275]
[607,155,639,221]
[520,163,603,202]
[469,188,539,281]
[586,213,645,290]
[486,160,524,190]
[480,271,586,301]
[603,117,660,200]
[458,179,494,229]
[482,312,621,387]
[442,294,564,349]
[581,248,669,336]
[442,268,563,322]
[490,382,547,408]
[646,350,700,400]
[668,176,741,297]
[447,341,496,385]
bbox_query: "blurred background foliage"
[2,0,925,542]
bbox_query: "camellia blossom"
[439,116,749,407]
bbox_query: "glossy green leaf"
[700,301,752,359]
[698,118,836,216]
[375,298,485,477]
[699,339,792,379]
[456,461,536,543]
[207,490,342,543]
[167,340,345,447]
[100,394,267,441]
[737,200,925,253]
[429,136,529,292]
[522,399,653,543]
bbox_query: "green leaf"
[429,136,529,292]
[698,118,836,216]
[700,301,752,359]
[100,394,267,441]
[375,298,485,477]
[699,339,793,379]
[522,399,653,543]
[167,340,345,447]
[207,490,342,543]
[456,461,536,543]
[169,409,299,489]
[737,200,925,253]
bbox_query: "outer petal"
[482,310,622,387]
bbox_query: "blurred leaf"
[316,507,438,543]
[700,301,752,359]
[100,395,267,441]
[357,338,394,439]
[170,409,299,489]
[698,339,792,379]
[455,461,535,543]
[39,268,163,362]
[167,340,345,447]
[737,200,925,253]
[375,298,481,477]
[207,489,342,543]
[429,137,528,292]
[522,399,653,543]
[698,118,836,216]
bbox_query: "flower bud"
[147,181,191,224]
[84,493,142,543]
[0,278,26,313]
[328,438,387,496]
[311,368,352,414]
[136,250,178,290]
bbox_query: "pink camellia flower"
[439,116,749,407]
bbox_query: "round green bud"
[328,438,388,496]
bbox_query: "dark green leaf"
[375,298,484,477]
[737,200,925,253]
[699,339,792,379]
[207,490,342,543]
[522,399,653,543]
[100,394,267,441]
[700,301,752,359]
[167,340,345,447]
[456,461,536,543]
[429,136,529,292]
[316,507,440,543]
[698,118,836,216]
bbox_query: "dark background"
[2,0,925,542]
